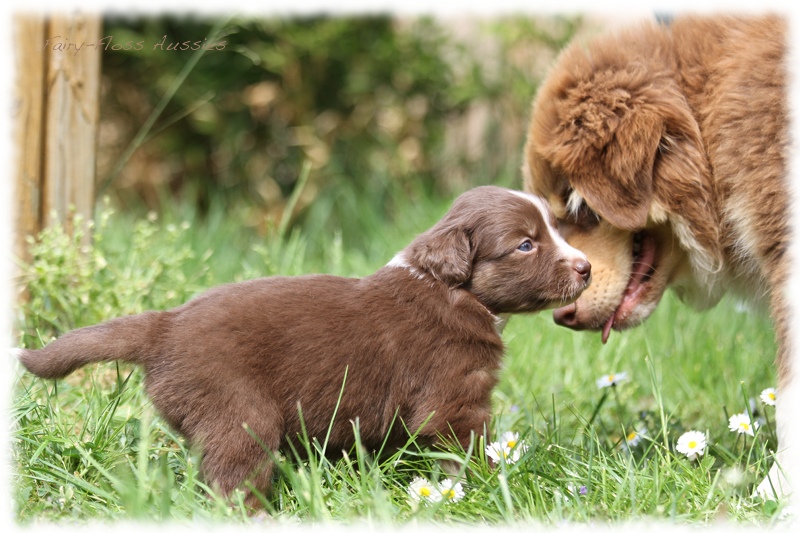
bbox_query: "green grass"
[11,183,784,525]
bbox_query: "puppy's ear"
[407,226,473,286]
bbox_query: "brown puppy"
[523,15,791,498]
[16,186,591,506]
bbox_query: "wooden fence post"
[13,13,101,265]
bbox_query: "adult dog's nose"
[574,259,592,283]
[553,303,583,329]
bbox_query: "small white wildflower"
[596,372,627,388]
[407,477,442,503]
[676,430,707,460]
[728,413,758,436]
[498,431,522,450]
[485,431,529,464]
[439,478,465,503]
[760,388,777,406]
[625,427,646,448]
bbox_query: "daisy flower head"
[760,387,777,406]
[499,431,522,449]
[485,431,530,464]
[407,477,442,503]
[625,427,646,448]
[676,430,707,460]
[596,372,628,389]
[728,413,758,436]
[438,478,465,503]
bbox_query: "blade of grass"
[98,15,235,195]
[278,160,313,239]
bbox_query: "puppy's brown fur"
[18,186,591,506]
[523,15,791,496]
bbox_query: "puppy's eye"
[517,240,535,253]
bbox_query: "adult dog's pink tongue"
[601,314,614,344]
[600,233,656,345]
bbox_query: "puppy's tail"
[15,311,164,379]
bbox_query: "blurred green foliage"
[98,15,582,244]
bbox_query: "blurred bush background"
[96,15,587,248]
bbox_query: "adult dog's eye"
[570,201,600,228]
[517,240,535,252]
[561,188,600,230]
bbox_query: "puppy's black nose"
[574,259,591,283]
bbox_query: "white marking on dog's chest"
[386,251,428,280]
[388,250,509,335]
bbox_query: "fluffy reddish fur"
[524,15,790,497]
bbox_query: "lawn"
[10,182,783,525]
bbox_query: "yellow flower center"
[769,393,776,401]
[443,489,455,499]
[419,487,431,497]
[688,441,697,449]
[739,422,750,431]
[608,375,615,382]
[627,432,637,442]
[507,440,517,448]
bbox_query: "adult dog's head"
[523,21,725,342]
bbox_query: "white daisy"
[676,430,707,460]
[728,413,758,436]
[498,431,522,450]
[625,427,646,448]
[760,387,777,407]
[439,478,465,503]
[407,477,442,503]
[596,372,628,389]
[485,431,530,464]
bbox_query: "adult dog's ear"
[649,82,721,271]
[540,78,663,232]
[538,68,722,271]
[571,106,661,231]
[407,225,473,286]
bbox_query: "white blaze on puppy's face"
[507,189,589,268]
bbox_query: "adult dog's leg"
[755,286,795,501]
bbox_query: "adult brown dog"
[16,186,591,507]
[523,15,791,498]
